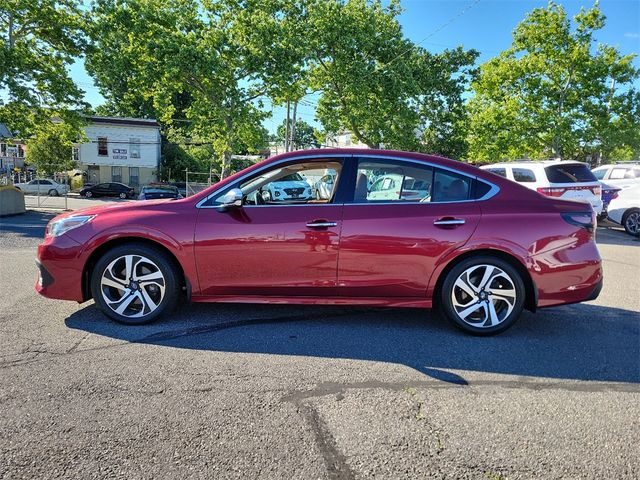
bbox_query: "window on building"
[0,143,6,156]
[112,166,122,183]
[72,146,79,162]
[344,134,351,146]
[17,145,25,157]
[129,167,139,186]
[130,138,140,158]
[98,137,108,156]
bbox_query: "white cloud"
[624,32,639,39]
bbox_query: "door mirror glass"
[219,188,244,210]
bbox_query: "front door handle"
[306,221,337,228]
[433,217,465,226]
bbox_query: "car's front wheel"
[440,256,525,335]
[91,244,180,325]
[622,209,640,236]
[85,190,93,198]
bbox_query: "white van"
[480,160,603,214]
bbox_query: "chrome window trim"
[195,153,351,209]
[195,152,500,208]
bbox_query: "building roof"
[85,116,160,128]
[0,123,13,138]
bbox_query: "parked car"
[14,179,69,196]
[592,162,640,189]
[481,160,603,214]
[599,182,621,220]
[170,182,187,197]
[80,182,135,199]
[36,149,602,335]
[367,173,432,201]
[139,185,182,200]
[313,173,336,200]
[606,184,640,236]
[262,172,313,202]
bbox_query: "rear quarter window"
[544,164,597,183]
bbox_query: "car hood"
[272,180,309,189]
[50,198,180,222]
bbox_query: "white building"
[75,116,161,187]
[323,131,370,149]
[0,123,26,171]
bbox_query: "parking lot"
[1,206,638,479]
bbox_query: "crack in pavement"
[295,402,356,480]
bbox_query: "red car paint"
[36,149,602,311]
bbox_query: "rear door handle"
[433,218,465,226]
[306,221,337,228]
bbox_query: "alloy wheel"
[100,254,166,319]
[450,264,517,328]
[625,211,640,235]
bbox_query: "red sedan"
[36,150,602,335]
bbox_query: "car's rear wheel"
[622,209,640,236]
[119,192,127,199]
[440,256,525,335]
[85,190,93,198]
[90,244,180,325]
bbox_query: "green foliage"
[467,2,640,161]
[86,0,298,178]
[0,0,88,137]
[306,0,477,158]
[27,121,83,175]
[276,119,320,149]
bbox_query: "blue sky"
[72,0,640,133]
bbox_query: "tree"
[467,2,640,162]
[0,0,88,136]
[87,0,302,178]
[276,119,320,149]
[306,0,477,158]
[26,121,82,175]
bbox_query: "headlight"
[46,215,95,238]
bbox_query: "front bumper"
[35,234,86,302]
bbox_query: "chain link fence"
[2,170,70,211]
[185,171,220,197]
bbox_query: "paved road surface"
[1,212,638,479]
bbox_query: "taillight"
[611,191,619,200]
[561,211,595,232]
[537,187,566,197]
[591,186,601,196]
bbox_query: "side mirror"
[218,188,243,211]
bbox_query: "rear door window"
[592,169,606,180]
[544,164,597,183]
[512,168,536,183]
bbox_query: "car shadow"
[65,301,639,385]
[596,225,639,246]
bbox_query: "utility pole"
[284,100,291,152]
[290,100,298,152]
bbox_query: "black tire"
[90,243,180,325]
[85,190,93,198]
[119,192,127,199]
[622,208,640,236]
[440,255,526,335]
[48,189,58,196]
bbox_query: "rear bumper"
[530,239,603,308]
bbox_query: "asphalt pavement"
[0,209,638,479]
